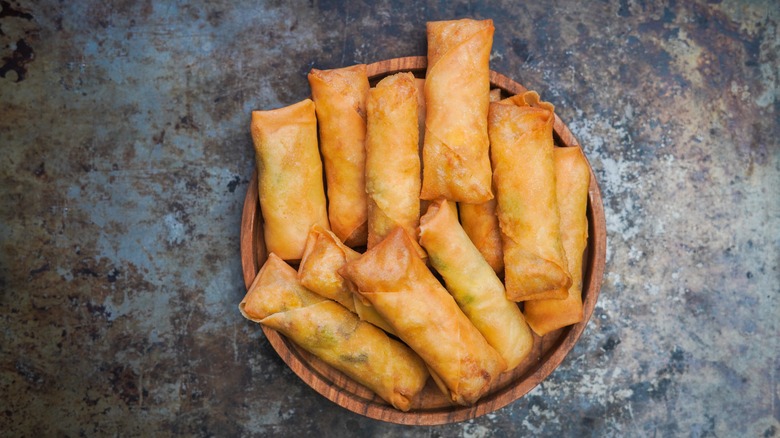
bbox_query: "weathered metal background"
[1,1,778,436]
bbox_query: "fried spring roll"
[308,65,369,246]
[458,201,504,274]
[365,73,423,255]
[352,294,396,335]
[298,226,358,311]
[457,88,505,274]
[250,99,330,261]
[489,91,571,301]
[297,225,396,334]
[420,19,494,203]
[524,147,590,335]
[340,228,506,405]
[240,253,428,411]
[419,199,533,370]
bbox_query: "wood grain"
[240,56,606,425]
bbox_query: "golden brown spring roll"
[458,201,504,274]
[308,65,369,246]
[340,227,506,406]
[250,99,330,261]
[419,199,533,370]
[240,253,428,411]
[298,225,358,312]
[457,88,505,274]
[352,295,396,335]
[524,147,590,335]
[297,225,396,334]
[365,73,422,253]
[489,91,571,301]
[420,19,494,203]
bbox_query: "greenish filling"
[459,294,476,305]
[428,253,449,273]
[312,325,339,348]
[339,352,369,364]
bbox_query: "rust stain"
[0,38,34,82]
[0,0,33,21]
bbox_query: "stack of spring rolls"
[239,18,591,411]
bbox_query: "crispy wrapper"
[458,88,505,274]
[298,225,359,311]
[340,228,506,406]
[458,200,504,274]
[250,99,330,261]
[240,253,428,412]
[308,65,369,246]
[524,147,590,335]
[489,91,572,301]
[420,19,494,203]
[352,295,396,335]
[365,72,424,257]
[420,199,533,370]
[297,225,395,334]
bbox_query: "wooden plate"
[240,56,606,425]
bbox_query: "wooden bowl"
[240,56,606,425]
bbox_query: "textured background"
[1,0,778,436]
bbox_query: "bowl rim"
[240,56,607,425]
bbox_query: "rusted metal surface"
[1,1,778,435]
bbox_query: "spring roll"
[340,227,506,406]
[308,65,369,246]
[458,201,504,274]
[419,199,533,370]
[457,88,505,274]
[420,18,494,203]
[524,147,590,335]
[352,294,396,335]
[489,91,572,301]
[365,72,423,255]
[250,99,330,261]
[240,253,428,411]
[297,225,396,334]
[298,225,358,311]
